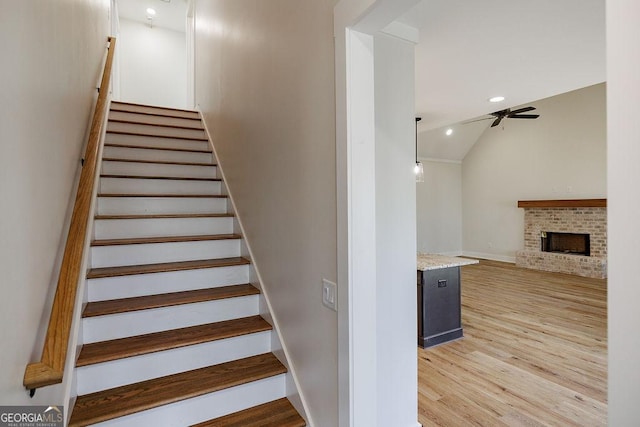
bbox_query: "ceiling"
[117,0,188,32]
[397,0,606,161]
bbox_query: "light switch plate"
[322,278,337,311]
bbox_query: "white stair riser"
[97,196,227,215]
[92,375,286,427]
[110,103,200,119]
[94,217,234,240]
[109,111,204,129]
[101,161,217,178]
[99,177,221,195]
[87,265,250,301]
[103,145,213,164]
[107,122,207,140]
[91,239,242,268]
[76,332,271,395]
[105,133,210,151]
[83,295,259,342]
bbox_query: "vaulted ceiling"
[397,0,606,161]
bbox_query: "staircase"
[68,101,306,426]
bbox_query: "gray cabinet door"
[419,266,462,347]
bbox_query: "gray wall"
[607,0,640,423]
[0,0,110,405]
[462,83,606,261]
[193,1,338,425]
[416,160,462,255]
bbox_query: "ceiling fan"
[464,106,540,127]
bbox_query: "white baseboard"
[461,251,516,264]
[438,250,463,257]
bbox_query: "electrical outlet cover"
[322,279,337,311]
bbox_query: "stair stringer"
[199,111,312,426]
[61,98,114,424]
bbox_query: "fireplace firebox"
[541,232,590,256]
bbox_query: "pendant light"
[415,117,424,182]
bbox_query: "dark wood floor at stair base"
[192,398,305,427]
[418,259,607,427]
[91,233,241,247]
[87,257,250,279]
[76,316,272,367]
[82,284,260,318]
[69,353,286,427]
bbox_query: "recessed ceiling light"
[146,8,156,15]
[445,128,453,136]
[489,96,505,103]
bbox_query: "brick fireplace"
[515,199,607,279]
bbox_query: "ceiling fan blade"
[462,117,493,124]
[491,117,503,127]
[509,106,536,115]
[491,109,510,117]
[510,114,540,119]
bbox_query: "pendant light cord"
[415,117,422,164]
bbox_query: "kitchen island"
[417,254,479,348]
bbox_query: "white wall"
[607,0,640,423]
[462,83,606,262]
[0,0,110,405]
[194,1,338,425]
[374,32,418,426]
[416,160,462,255]
[117,18,187,109]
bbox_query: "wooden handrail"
[24,37,116,391]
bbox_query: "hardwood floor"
[418,259,607,426]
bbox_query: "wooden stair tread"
[87,257,250,279]
[68,353,286,427]
[192,398,306,427]
[101,174,221,182]
[111,100,199,114]
[107,130,208,141]
[95,213,234,220]
[92,233,241,246]
[102,157,216,167]
[76,315,270,365]
[109,108,202,121]
[82,284,259,318]
[104,142,211,153]
[98,193,227,198]
[109,118,204,131]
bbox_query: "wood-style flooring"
[418,259,607,426]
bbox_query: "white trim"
[197,107,313,426]
[381,21,419,43]
[335,1,422,425]
[436,251,464,257]
[419,157,462,164]
[65,96,113,418]
[461,251,516,264]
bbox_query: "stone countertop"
[417,253,479,271]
